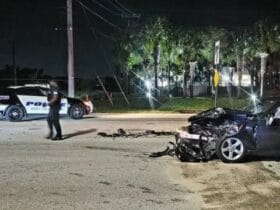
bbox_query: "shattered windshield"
[245,100,276,114]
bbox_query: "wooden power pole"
[67,0,75,97]
[12,40,17,86]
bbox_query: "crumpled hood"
[189,107,251,125]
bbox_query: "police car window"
[17,88,44,96]
[39,88,50,96]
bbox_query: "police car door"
[16,87,50,114]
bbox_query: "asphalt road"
[0,113,202,210]
[1,113,280,210]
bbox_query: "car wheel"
[69,104,84,119]
[216,136,247,163]
[6,105,25,122]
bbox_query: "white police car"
[0,84,93,121]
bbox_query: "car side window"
[39,88,50,96]
[17,88,44,96]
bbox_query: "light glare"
[146,92,152,98]
[250,94,257,102]
[145,80,152,89]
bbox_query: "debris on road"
[149,142,176,158]
[149,134,210,162]
[97,128,175,138]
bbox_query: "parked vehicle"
[0,85,93,121]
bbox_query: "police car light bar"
[24,84,50,88]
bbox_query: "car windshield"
[245,100,276,114]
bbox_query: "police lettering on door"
[26,101,66,107]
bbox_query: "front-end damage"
[173,107,256,162]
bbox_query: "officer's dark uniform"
[47,87,62,139]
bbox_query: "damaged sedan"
[175,98,280,163]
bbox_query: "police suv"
[0,84,93,121]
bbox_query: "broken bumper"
[176,130,214,142]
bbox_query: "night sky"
[0,0,279,78]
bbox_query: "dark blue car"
[175,98,280,163]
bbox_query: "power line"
[79,2,115,73]
[79,4,130,105]
[76,0,122,30]
[90,0,123,17]
[95,30,117,41]
[92,0,139,18]
[114,0,134,15]
[77,1,118,41]
[104,0,134,16]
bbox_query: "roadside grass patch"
[159,97,248,112]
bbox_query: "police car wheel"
[6,105,25,122]
[69,104,84,120]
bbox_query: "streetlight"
[145,80,152,89]
[146,92,152,98]
[250,94,257,103]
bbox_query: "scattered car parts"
[98,128,175,138]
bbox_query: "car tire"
[216,135,247,163]
[6,105,25,122]
[69,104,84,120]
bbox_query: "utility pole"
[12,40,17,86]
[67,0,75,97]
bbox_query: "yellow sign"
[213,69,220,87]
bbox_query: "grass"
[158,97,249,112]
[92,95,249,113]
[92,95,165,113]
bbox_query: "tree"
[113,17,176,96]
[160,25,184,94]
[112,17,280,98]
[225,28,252,97]
[178,27,229,97]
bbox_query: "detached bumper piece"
[175,131,216,162]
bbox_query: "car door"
[16,87,49,114]
[255,106,280,151]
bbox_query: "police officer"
[46,80,63,140]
